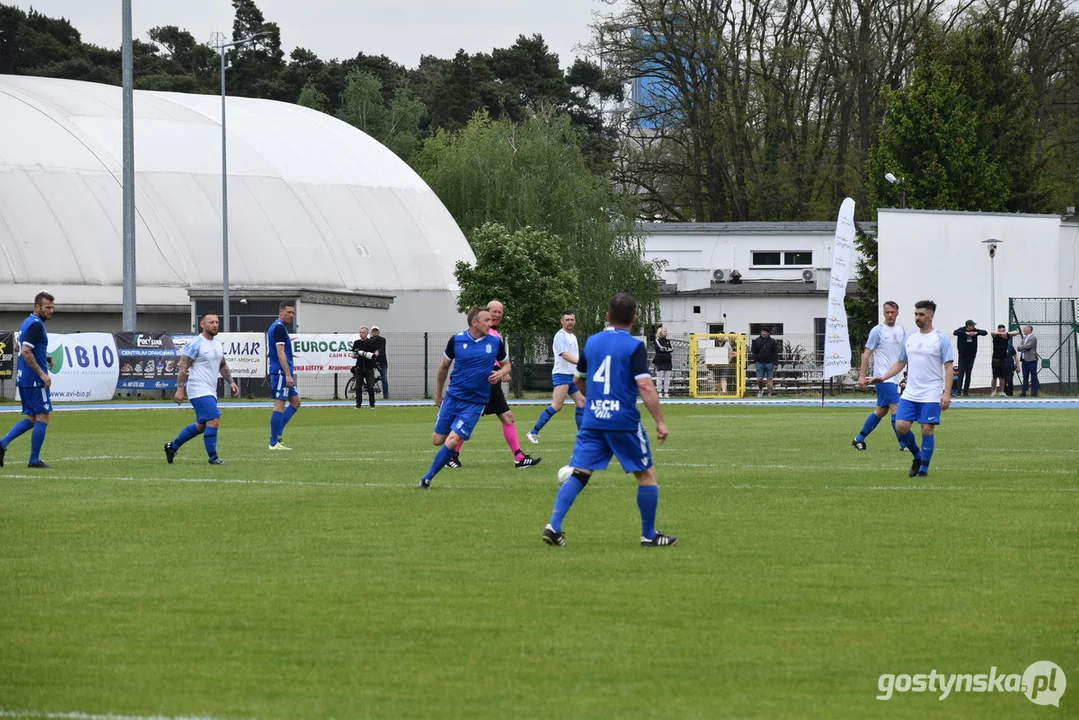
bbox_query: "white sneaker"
[990,391,997,397]
[525,431,540,444]
[757,390,764,397]
[269,442,292,451]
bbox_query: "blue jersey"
[444,331,507,404]
[16,313,49,388]
[576,328,650,432]
[267,319,293,374]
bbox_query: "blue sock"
[900,430,919,456]
[424,444,457,481]
[856,413,883,442]
[204,426,218,460]
[920,435,935,472]
[28,421,48,463]
[574,406,583,430]
[532,405,558,434]
[173,423,201,449]
[270,411,284,445]
[2,417,35,449]
[549,476,585,532]
[637,485,659,540]
[282,404,298,430]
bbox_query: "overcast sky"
[10,0,613,70]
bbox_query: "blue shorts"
[433,395,485,441]
[190,395,221,424]
[270,373,299,401]
[875,382,900,407]
[755,363,775,379]
[896,399,942,425]
[19,386,51,416]
[552,373,579,394]
[568,426,654,474]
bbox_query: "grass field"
[1,402,1076,719]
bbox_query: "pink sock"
[503,423,524,459]
[454,441,465,456]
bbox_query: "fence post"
[424,332,430,399]
[333,373,339,400]
[513,333,523,398]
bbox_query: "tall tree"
[413,110,662,334]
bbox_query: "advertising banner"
[0,331,13,379]
[291,333,359,375]
[14,332,120,402]
[115,332,180,390]
[823,197,856,379]
[218,333,266,378]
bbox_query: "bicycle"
[344,367,383,401]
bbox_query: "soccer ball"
[557,466,575,484]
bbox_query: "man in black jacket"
[952,320,987,396]
[351,327,379,408]
[750,326,780,397]
[370,326,388,398]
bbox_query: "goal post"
[689,333,746,398]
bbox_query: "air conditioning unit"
[801,269,815,283]
[712,268,733,282]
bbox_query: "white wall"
[644,230,839,284]
[877,210,1065,333]
[1060,221,1079,296]
[299,290,465,334]
[660,295,824,338]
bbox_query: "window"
[749,323,784,336]
[708,323,725,334]
[751,251,813,267]
[814,317,825,363]
[693,305,701,314]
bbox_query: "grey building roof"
[638,221,877,235]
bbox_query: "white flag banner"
[823,197,856,380]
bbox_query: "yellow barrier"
[689,333,746,398]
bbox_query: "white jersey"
[899,329,954,403]
[182,334,224,399]
[866,322,907,383]
[552,329,579,376]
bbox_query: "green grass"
[0,404,1076,719]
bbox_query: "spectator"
[951,320,987,396]
[1017,325,1040,397]
[351,327,379,408]
[715,336,738,394]
[750,326,779,397]
[652,327,674,398]
[371,325,388,398]
[989,324,1019,397]
[1004,339,1018,397]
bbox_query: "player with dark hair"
[1,292,56,468]
[268,301,300,450]
[420,306,512,488]
[164,313,239,465]
[870,299,954,477]
[542,293,678,547]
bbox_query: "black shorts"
[483,382,510,416]
[991,358,1008,379]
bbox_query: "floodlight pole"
[983,239,1002,329]
[121,0,136,331]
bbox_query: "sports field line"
[0,709,246,720]
[2,473,1076,493]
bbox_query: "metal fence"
[1009,298,1079,395]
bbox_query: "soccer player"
[447,299,540,470]
[419,306,511,488]
[267,301,300,450]
[853,301,906,451]
[869,300,954,478]
[542,293,678,547]
[1,292,56,469]
[164,312,240,465]
[526,310,585,443]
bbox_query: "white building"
[640,221,868,349]
[0,75,472,335]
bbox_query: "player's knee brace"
[572,470,591,487]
